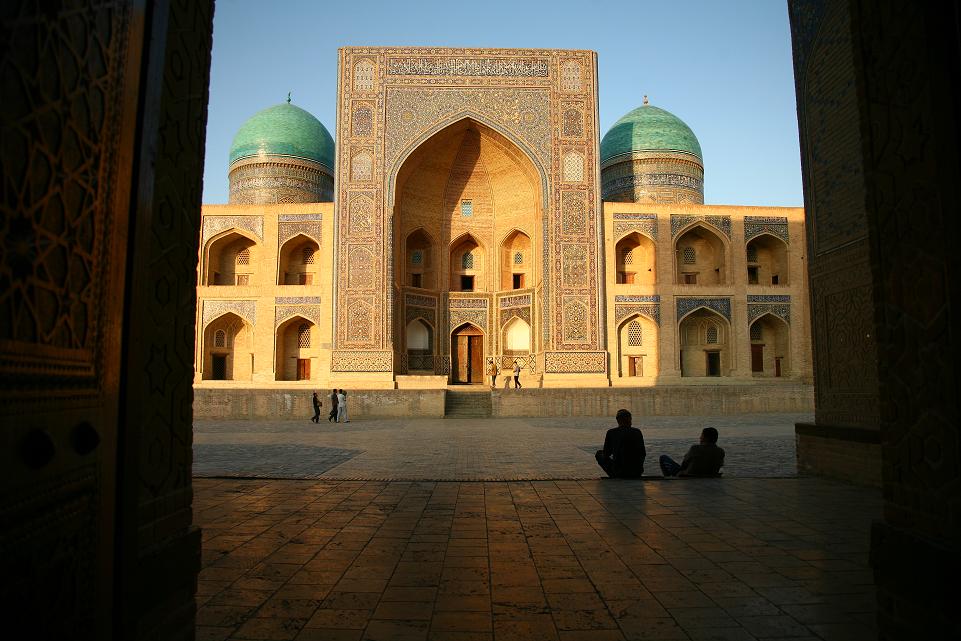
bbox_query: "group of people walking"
[489,360,523,389]
[311,389,350,423]
[594,409,725,478]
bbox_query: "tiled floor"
[194,477,880,641]
[193,413,808,480]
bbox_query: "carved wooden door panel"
[0,3,144,640]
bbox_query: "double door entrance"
[451,325,484,384]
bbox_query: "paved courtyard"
[195,476,881,641]
[193,413,810,480]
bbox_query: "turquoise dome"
[228,103,334,171]
[601,104,702,163]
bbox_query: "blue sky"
[203,0,801,206]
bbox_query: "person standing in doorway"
[328,388,339,422]
[489,360,499,388]
[311,392,321,423]
[337,389,349,423]
[513,360,522,389]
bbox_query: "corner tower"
[228,101,335,204]
[600,99,704,204]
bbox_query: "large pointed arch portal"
[330,48,608,382]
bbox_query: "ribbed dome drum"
[600,103,704,204]
[227,102,335,204]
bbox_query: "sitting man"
[595,409,647,478]
[659,427,725,477]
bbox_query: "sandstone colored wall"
[194,388,446,419]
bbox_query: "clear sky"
[203,0,801,206]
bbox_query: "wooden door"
[451,325,483,383]
[751,344,764,372]
[297,359,311,380]
[469,336,484,383]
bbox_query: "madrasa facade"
[196,47,811,390]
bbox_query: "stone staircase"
[444,389,492,418]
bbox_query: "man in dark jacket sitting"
[595,409,646,478]
[659,427,725,477]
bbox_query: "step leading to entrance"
[444,390,492,418]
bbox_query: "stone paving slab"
[194,476,880,641]
[194,413,809,480]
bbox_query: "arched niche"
[404,229,434,290]
[500,230,532,291]
[750,313,791,377]
[278,234,320,285]
[746,233,789,286]
[275,316,317,381]
[615,232,656,285]
[450,234,484,292]
[675,224,727,285]
[678,308,731,377]
[406,318,434,354]
[202,312,252,380]
[502,316,531,355]
[204,230,257,286]
[617,314,658,378]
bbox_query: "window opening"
[628,321,642,346]
[750,322,763,341]
[683,273,697,285]
[772,275,780,285]
[214,329,226,348]
[748,266,759,284]
[462,251,474,270]
[683,246,696,264]
[301,245,315,264]
[411,250,423,265]
[298,323,310,348]
[411,273,422,288]
[236,247,250,265]
[621,248,634,265]
[747,245,758,263]
[460,200,473,217]
[513,251,523,265]
[236,274,249,286]
[460,275,474,291]
[512,273,523,289]
[706,324,719,344]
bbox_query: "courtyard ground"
[193,412,880,641]
[193,413,809,480]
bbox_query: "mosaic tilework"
[563,151,584,182]
[676,296,732,322]
[449,297,488,309]
[387,57,549,77]
[615,304,661,325]
[500,294,532,308]
[562,106,584,138]
[330,350,392,372]
[745,215,790,243]
[560,191,587,235]
[404,305,436,328]
[614,295,661,303]
[347,246,376,290]
[613,213,659,240]
[201,215,263,246]
[385,87,552,172]
[351,104,373,137]
[405,294,436,308]
[348,195,375,235]
[350,151,373,181]
[561,244,590,287]
[346,301,374,343]
[449,308,488,333]
[749,302,792,324]
[275,296,321,304]
[562,299,590,343]
[274,305,322,328]
[671,214,732,239]
[353,60,375,91]
[278,220,321,247]
[560,60,582,91]
[748,295,792,303]
[544,350,606,373]
[202,300,255,329]
[500,306,532,327]
[278,214,321,222]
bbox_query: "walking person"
[311,392,321,423]
[328,388,339,422]
[512,360,522,389]
[337,389,350,423]
[488,360,499,388]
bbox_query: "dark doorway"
[751,344,764,372]
[775,357,782,377]
[460,275,474,291]
[212,355,227,380]
[706,351,721,376]
[451,325,484,384]
[627,356,643,377]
